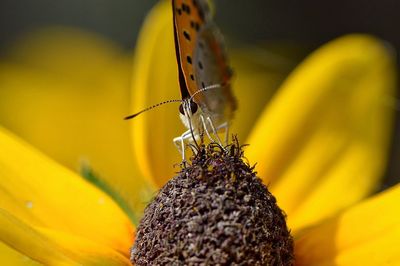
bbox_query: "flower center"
[131,139,294,265]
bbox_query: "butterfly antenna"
[124,99,182,120]
[189,84,222,102]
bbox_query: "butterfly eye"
[190,101,198,114]
[179,104,185,115]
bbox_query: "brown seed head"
[131,139,294,265]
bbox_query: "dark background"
[0,0,399,185]
[1,0,399,51]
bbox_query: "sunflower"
[0,0,398,265]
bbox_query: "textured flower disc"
[131,140,294,265]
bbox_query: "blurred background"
[0,0,399,191]
[1,0,400,51]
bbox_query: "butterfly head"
[179,98,203,132]
[179,99,198,116]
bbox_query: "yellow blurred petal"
[0,27,154,216]
[0,242,41,266]
[130,0,184,187]
[0,209,131,265]
[295,184,400,266]
[246,35,396,229]
[5,27,124,81]
[0,127,134,257]
[230,46,296,141]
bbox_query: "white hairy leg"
[206,116,223,146]
[173,129,194,161]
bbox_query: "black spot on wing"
[183,30,191,41]
[190,21,200,32]
[198,9,205,21]
[186,55,192,64]
[187,56,192,64]
[182,3,191,14]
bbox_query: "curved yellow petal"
[230,46,296,141]
[0,27,154,216]
[0,126,134,257]
[130,0,184,187]
[295,184,400,266]
[0,241,41,266]
[246,35,396,229]
[0,209,131,265]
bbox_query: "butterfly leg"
[200,114,217,143]
[216,121,229,145]
[206,116,224,146]
[173,129,198,161]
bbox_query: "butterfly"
[172,0,237,157]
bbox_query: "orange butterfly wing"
[172,0,209,99]
[172,0,236,120]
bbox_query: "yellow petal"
[0,241,41,266]
[295,184,400,266]
[130,0,184,187]
[246,35,396,229]
[0,209,131,265]
[230,46,297,141]
[0,126,134,257]
[0,27,154,216]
